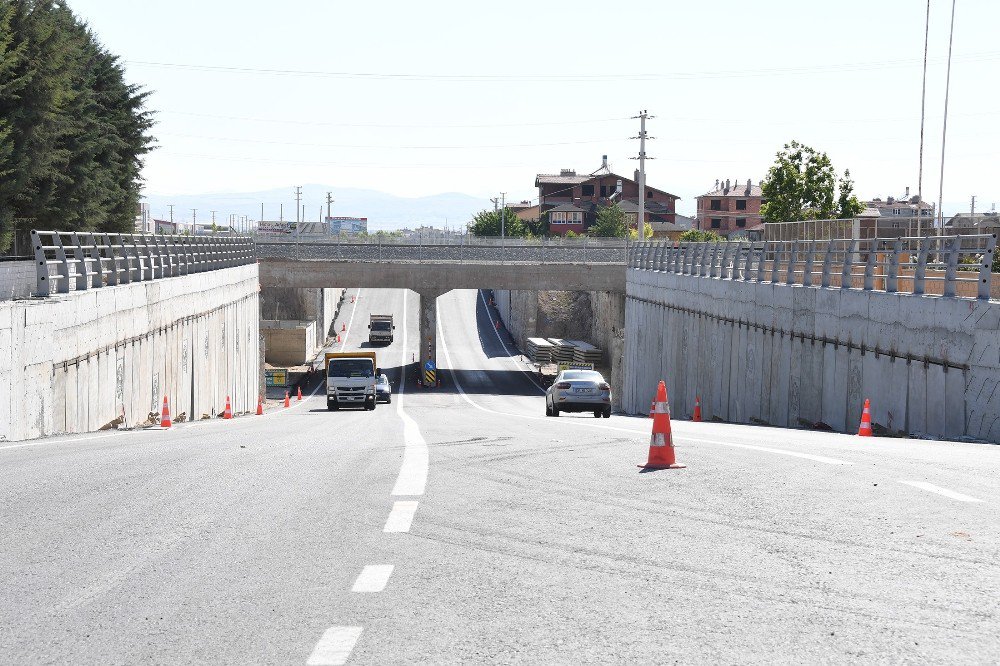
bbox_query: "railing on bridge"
[629,234,998,300]
[254,234,627,264]
[31,230,256,296]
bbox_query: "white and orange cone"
[858,398,873,437]
[223,395,233,419]
[283,391,290,408]
[256,396,264,415]
[693,396,702,422]
[640,381,686,470]
[297,386,303,401]
[161,396,172,428]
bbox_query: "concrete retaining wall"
[0,264,260,441]
[261,320,317,366]
[0,259,35,301]
[624,269,1000,443]
[260,287,344,342]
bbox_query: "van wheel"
[327,401,338,411]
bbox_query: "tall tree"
[0,0,154,252]
[760,140,861,223]
[469,208,528,237]
[590,204,628,237]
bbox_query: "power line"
[154,132,622,150]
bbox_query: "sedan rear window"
[562,371,603,381]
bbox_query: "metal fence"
[629,234,998,300]
[31,230,256,296]
[252,232,627,248]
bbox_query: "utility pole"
[936,0,957,231]
[500,192,507,239]
[294,186,303,224]
[917,0,930,234]
[631,110,655,241]
[326,192,334,221]
[211,210,217,228]
[280,203,284,222]
[168,204,175,227]
[490,197,499,213]
[191,209,197,228]
[971,195,976,217]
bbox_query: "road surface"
[2,288,998,664]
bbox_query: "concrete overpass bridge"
[256,237,627,375]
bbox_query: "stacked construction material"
[526,337,554,364]
[546,338,576,364]
[568,340,604,365]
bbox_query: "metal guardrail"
[31,230,256,297]
[629,234,998,300]
[252,232,627,248]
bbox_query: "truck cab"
[325,352,378,411]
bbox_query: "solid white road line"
[351,565,395,593]
[436,311,855,467]
[0,429,161,453]
[384,501,419,533]
[478,290,547,394]
[898,479,984,503]
[392,290,428,496]
[338,288,362,353]
[307,626,363,666]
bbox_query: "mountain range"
[142,185,491,231]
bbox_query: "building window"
[736,200,747,210]
[600,185,608,197]
[711,218,722,229]
[736,217,746,228]
[892,208,901,215]
[710,199,721,211]
[647,190,653,198]
[582,184,594,196]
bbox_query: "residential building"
[945,212,1000,235]
[864,187,934,221]
[509,200,541,222]
[535,155,680,236]
[134,202,152,233]
[696,179,764,236]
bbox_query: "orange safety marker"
[256,396,264,415]
[640,381,686,470]
[297,386,303,401]
[283,391,290,408]
[351,295,355,303]
[161,396,172,428]
[649,399,654,419]
[341,323,346,332]
[223,395,233,419]
[693,396,702,422]
[858,398,873,437]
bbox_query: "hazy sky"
[69,0,999,217]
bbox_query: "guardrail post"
[785,241,797,285]
[720,242,734,280]
[886,238,902,293]
[31,230,53,296]
[863,239,878,291]
[840,238,856,289]
[709,241,721,278]
[102,233,120,286]
[979,234,997,300]
[943,235,959,298]
[68,232,89,291]
[914,236,930,295]
[756,242,768,282]
[740,241,752,281]
[803,241,816,287]
[821,241,835,288]
[682,243,693,275]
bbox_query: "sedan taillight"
[556,382,571,389]
[599,383,610,390]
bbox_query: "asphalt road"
[2,288,998,664]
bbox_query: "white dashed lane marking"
[898,479,984,503]
[391,290,428,497]
[384,501,419,533]
[351,565,394,593]
[307,626,363,666]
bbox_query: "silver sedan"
[545,370,612,418]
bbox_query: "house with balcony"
[535,155,680,236]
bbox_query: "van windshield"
[328,359,374,378]
[371,321,392,331]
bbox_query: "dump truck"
[368,314,394,345]
[325,351,378,411]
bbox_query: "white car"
[375,373,392,404]
[545,370,611,418]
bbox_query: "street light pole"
[500,192,506,239]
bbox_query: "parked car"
[545,369,611,418]
[375,373,392,404]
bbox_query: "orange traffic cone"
[693,396,702,422]
[223,395,233,419]
[351,295,355,303]
[284,391,290,408]
[337,334,341,343]
[297,386,303,401]
[640,381,685,470]
[161,396,172,428]
[649,399,654,419]
[858,398,873,437]
[341,323,346,332]
[256,396,264,415]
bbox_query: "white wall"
[0,260,35,301]
[0,264,260,441]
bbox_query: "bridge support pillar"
[416,289,445,386]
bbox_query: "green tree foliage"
[760,141,863,223]
[523,211,548,238]
[469,208,529,237]
[993,250,999,274]
[679,229,724,242]
[0,0,154,252]
[589,204,628,238]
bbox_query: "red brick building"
[696,179,764,236]
[535,156,680,236]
